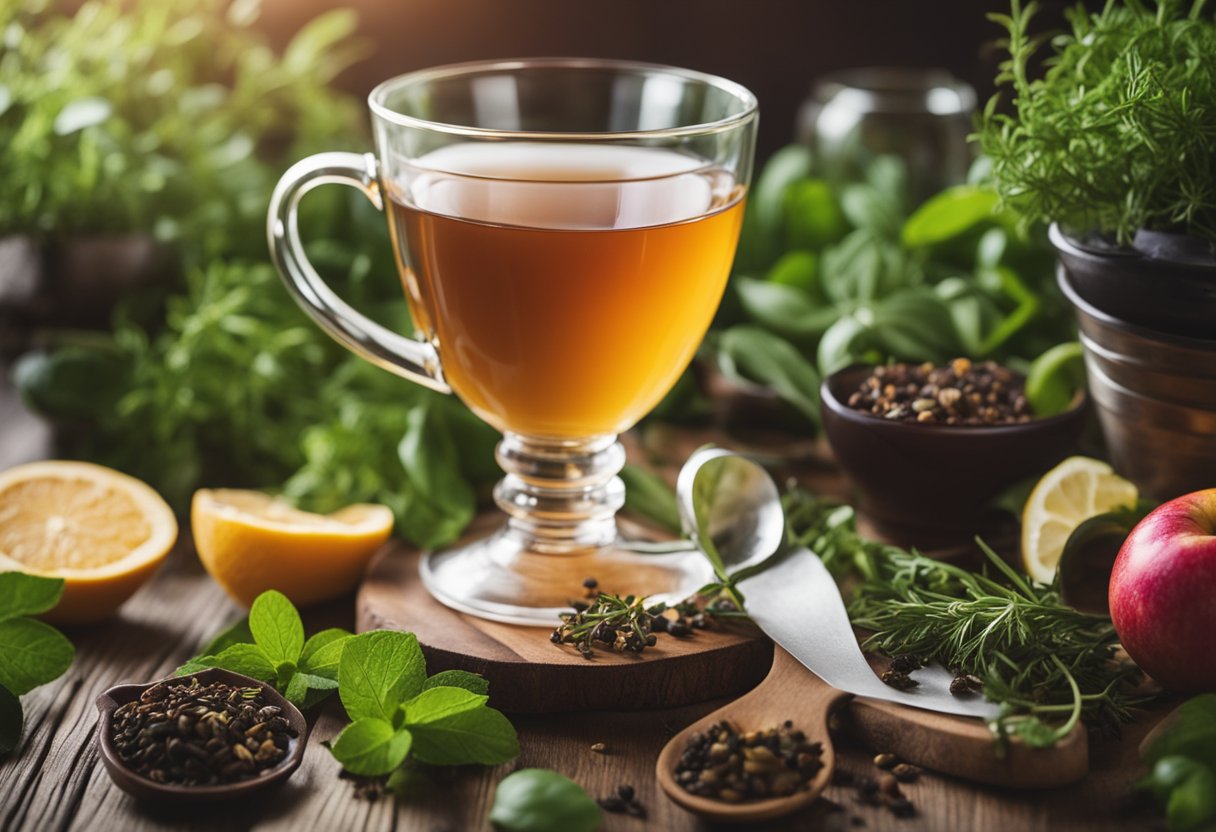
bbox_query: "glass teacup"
[268,59,757,624]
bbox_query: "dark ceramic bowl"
[95,667,308,804]
[1049,224,1216,340]
[820,365,1089,547]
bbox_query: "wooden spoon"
[655,646,847,824]
[656,645,1090,824]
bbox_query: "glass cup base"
[419,528,712,626]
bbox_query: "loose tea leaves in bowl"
[846,359,1032,425]
[109,677,297,787]
[673,720,823,803]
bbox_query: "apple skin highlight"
[1109,489,1216,694]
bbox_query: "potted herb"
[979,0,1216,498]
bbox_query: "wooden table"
[0,368,1166,832]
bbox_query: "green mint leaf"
[248,590,304,664]
[175,657,218,676]
[299,629,352,680]
[422,670,489,696]
[339,630,426,723]
[403,688,519,766]
[0,684,22,759]
[0,618,74,695]
[328,718,412,777]
[489,768,601,832]
[283,671,337,707]
[197,617,253,657]
[0,573,64,621]
[403,686,487,723]
[299,684,340,711]
[204,643,275,681]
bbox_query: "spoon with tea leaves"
[655,449,1087,823]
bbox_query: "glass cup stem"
[494,433,626,555]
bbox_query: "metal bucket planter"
[1051,226,1216,499]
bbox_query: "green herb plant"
[327,630,519,778]
[695,147,1075,430]
[489,768,602,832]
[979,0,1216,244]
[0,573,75,757]
[782,488,1145,746]
[177,590,351,709]
[1139,694,1216,831]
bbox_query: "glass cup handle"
[267,151,450,394]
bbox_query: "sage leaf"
[404,689,519,766]
[0,618,75,695]
[0,684,21,759]
[421,670,490,696]
[0,573,64,621]
[489,768,601,832]
[339,630,426,723]
[249,590,304,664]
[329,718,413,777]
[717,325,820,425]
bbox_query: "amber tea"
[387,142,744,438]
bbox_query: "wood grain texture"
[357,541,774,714]
[0,381,1171,831]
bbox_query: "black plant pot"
[1051,225,1216,500]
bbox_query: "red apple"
[1109,489,1216,693]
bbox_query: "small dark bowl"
[820,365,1089,548]
[95,667,308,804]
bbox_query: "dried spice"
[674,720,823,802]
[550,581,731,659]
[846,359,1032,425]
[109,678,295,786]
[597,783,646,817]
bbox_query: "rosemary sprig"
[783,488,1147,745]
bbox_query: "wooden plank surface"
[0,371,1168,832]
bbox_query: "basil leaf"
[902,185,999,248]
[0,573,64,621]
[767,250,821,297]
[329,718,413,777]
[339,630,426,722]
[1142,695,1216,770]
[249,590,304,664]
[403,687,518,766]
[717,325,821,425]
[196,617,253,658]
[736,143,814,271]
[202,643,275,681]
[0,684,22,758]
[489,769,602,832]
[422,670,490,697]
[299,630,351,680]
[0,618,75,695]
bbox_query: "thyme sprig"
[978,0,1216,244]
[783,488,1147,746]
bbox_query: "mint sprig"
[328,630,518,777]
[0,572,75,758]
[176,589,350,709]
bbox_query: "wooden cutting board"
[356,539,774,713]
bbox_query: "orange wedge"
[191,489,393,608]
[0,461,178,623]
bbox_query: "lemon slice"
[0,461,178,623]
[191,489,393,607]
[1021,457,1138,583]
